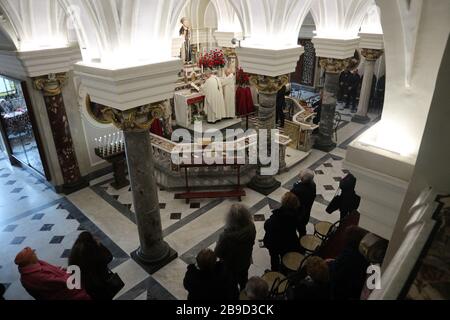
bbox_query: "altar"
[174,89,205,128]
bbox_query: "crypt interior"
[0,0,449,301]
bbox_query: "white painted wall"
[385,34,450,265]
[372,0,450,157]
[344,0,450,241]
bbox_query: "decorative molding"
[214,31,243,48]
[250,74,289,95]
[18,46,82,77]
[236,46,304,77]
[359,32,384,50]
[223,47,237,59]
[33,73,68,96]
[0,50,27,79]
[361,48,384,62]
[319,58,351,74]
[74,58,182,111]
[312,37,360,60]
[89,103,165,132]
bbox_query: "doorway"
[0,75,50,180]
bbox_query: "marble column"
[248,74,288,195]
[107,104,177,273]
[353,49,384,124]
[314,58,350,152]
[33,73,85,192]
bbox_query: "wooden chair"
[262,272,288,299]
[314,221,334,241]
[300,235,323,255]
[281,252,305,275]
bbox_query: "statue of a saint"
[179,17,192,64]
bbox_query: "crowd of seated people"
[4,168,373,301]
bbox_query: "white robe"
[221,74,236,118]
[201,76,226,123]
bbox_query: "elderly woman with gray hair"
[215,204,256,290]
[291,169,317,237]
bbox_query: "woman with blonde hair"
[215,204,256,290]
[263,192,301,271]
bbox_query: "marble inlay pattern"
[0,111,380,300]
[0,198,129,300]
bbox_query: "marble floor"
[0,109,379,300]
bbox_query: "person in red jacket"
[15,247,91,300]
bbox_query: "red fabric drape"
[150,119,164,137]
[236,87,254,116]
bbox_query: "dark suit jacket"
[291,180,317,224]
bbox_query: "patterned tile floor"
[0,110,379,300]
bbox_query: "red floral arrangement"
[198,49,226,70]
[236,67,250,87]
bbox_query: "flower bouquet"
[198,49,226,70]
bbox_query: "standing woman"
[215,204,257,290]
[327,173,361,221]
[264,192,301,271]
[69,232,120,300]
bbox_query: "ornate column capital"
[33,73,68,96]
[88,101,165,132]
[250,74,289,95]
[223,47,237,59]
[361,48,384,61]
[319,58,352,74]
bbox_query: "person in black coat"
[68,232,114,300]
[184,249,239,301]
[328,226,369,300]
[291,256,332,300]
[215,204,257,290]
[346,70,361,112]
[327,173,361,221]
[338,69,352,103]
[276,85,287,127]
[264,192,301,272]
[291,169,317,237]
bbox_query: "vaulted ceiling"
[0,0,379,65]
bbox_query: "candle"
[196,28,200,52]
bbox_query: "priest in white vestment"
[201,73,226,123]
[221,69,236,118]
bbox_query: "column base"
[314,135,337,153]
[248,175,281,196]
[111,179,130,191]
[352,114,371,124]
[131,242,178,275]
[58,178,90,195]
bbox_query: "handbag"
[326,192,342,214]
[103,270,125,299]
